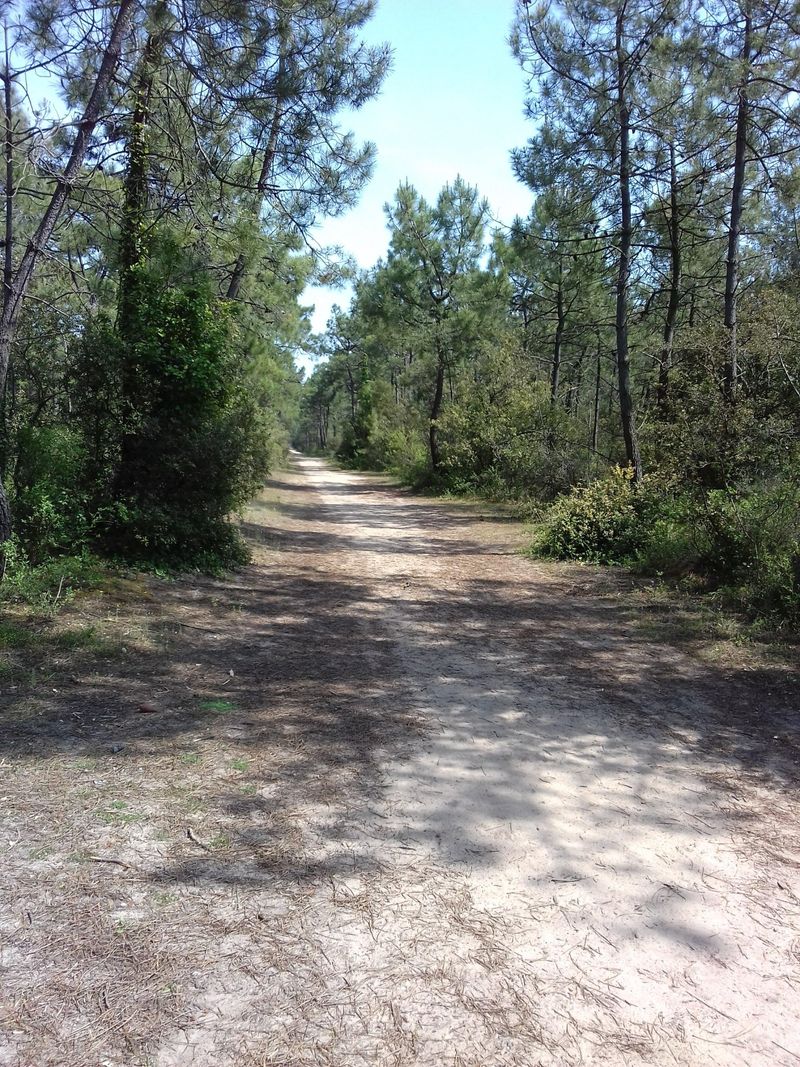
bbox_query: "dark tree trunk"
[0,477,9,545]
[117,27,161,337]
[346,365,357,422]
[113,17,169,513]
[551,266,564,404]
[657,142,682,408]
[614,12,643,482]
[429,354,445,471]
[570,349,584,414]
[226,57,286,302]
[2,43,13,316]
[0,44,14,542]
[591,346,602,454]
[724,7,752,401]
[0,0,137,543]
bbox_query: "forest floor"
[1,453,799,1067]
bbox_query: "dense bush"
[681,483,800,620]
[536,471,800,623]
[534,467,656,564]
[71,272,272,569]
[439,381,583,499]
[11,426,93,562]
[0,537,105,610]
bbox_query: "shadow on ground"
[1,461,798,898]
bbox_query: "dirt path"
[1,454,799,1066]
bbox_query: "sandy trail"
[2,454,799,1066]
[266,454,800,1066]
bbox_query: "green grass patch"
[152,891,178,907]
[97,800,143,825]
[199,698,236,714]
[53,625,100,650]
[169,784,205,814]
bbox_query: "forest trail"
[2,454,800,1067]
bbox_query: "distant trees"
[710,0,800,397]
[511,0,800,456]
[512,0,682,481]
[381,180,494,470]
[297,0,800,620]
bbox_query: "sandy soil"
[1,453,799,1066]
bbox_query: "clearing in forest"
[1,454,799,1066]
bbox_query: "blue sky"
[302,0,535,337]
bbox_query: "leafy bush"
[634,509,700,577]
[11,426,92,562]
[684,483,800,620]
[388,433,433,487]
[535,466,655,564]
[71,271,273,569]
[538,471,800,623]
[0,537,105,610]
[439,380,582,500]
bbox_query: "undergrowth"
[0,539,108,612]
[531,468,800,629]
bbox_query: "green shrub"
[634,512,701,577]
[439,381,582,500]
[685,483,800,621]
[71,272,273,570]
[534,467,655,564]
[691,484,798,577]
[11,426,93,561]
[0,538,105,610]
[368,424,429,485]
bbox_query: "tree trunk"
[0,466,9,543]
[614,13,643,482]
[551,265,564,404]
[429,353,445,471]
[657,141,682,408]
[346,364,357,422]
[226,56,287,302]
[117,26,161,336]
[2,37,13,316]
[723,6,752,401]
[570,349,584,414]
[0,41,13,541]
[0,0,137,544]
[113,15,170,513]
[591,346,602,454]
